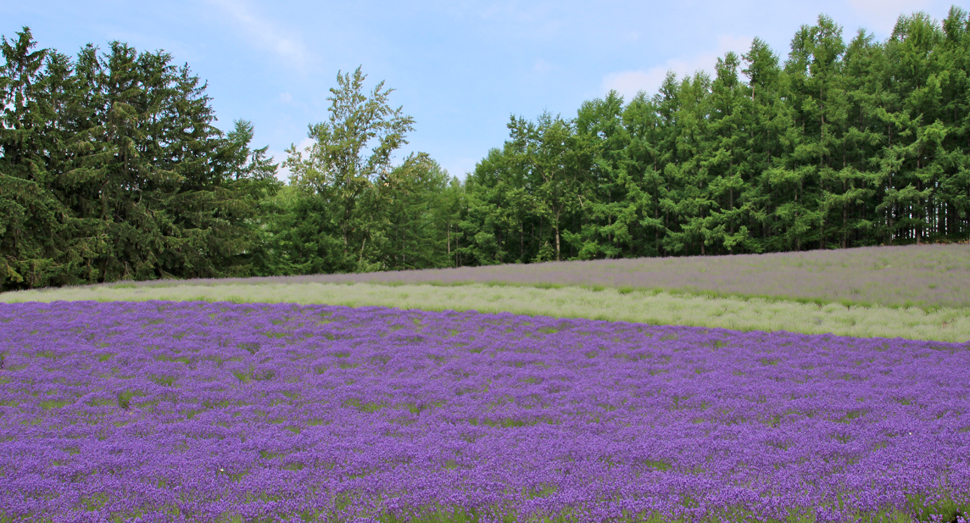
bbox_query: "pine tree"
[1,29,275,289]
[704,52,753,254]
[572,91,633,259]
[936,7,970,241]
[878,13,947,244]
[622,92,667,257]
[0,28,72,289]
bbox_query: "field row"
[4,282,968,343]
[1,301,968,522]
[108,244,970,310]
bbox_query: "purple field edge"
[1,300,969,523]
[113,244,970,311]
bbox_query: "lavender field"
[6,281,969,343]
[2,301,969,523]
[120,244,970,310]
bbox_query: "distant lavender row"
[2,301,969,522]
[119,244,970,310]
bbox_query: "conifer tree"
[572,91,633,259]
[704,52,752,254]
[0,28,73,288]
[0,29,274,290]
[622,92,666,256]
[937,7,970,240]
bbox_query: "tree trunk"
[916,175,923,246]
[555,226,561,262]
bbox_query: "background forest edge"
[3,6,970,292]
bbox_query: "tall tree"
[704,52,754,254]
[1,29,275,290]
[662,72,713,256]
[937,7,970,241]
[509,112,583,262]
[826,29,881,249]
[622,91,667,257]
[285,66,415,272]
[878,13,948,245]
[572,90,633,259]
[0,28,64,288]
[378,152,454,270]
[741,37,790,251]
[222,119,283,276]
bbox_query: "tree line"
[0,28,279,289]
[459,8,970,265]
[2,7,969,291]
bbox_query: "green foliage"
[4,5,970,290]
[278,67,459,275]
[457,7,970,265]
[377,152,455,270]
[283,66,415,272]
[0,28,278,291]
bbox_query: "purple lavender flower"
[0,300,968,522]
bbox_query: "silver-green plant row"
[3,281,968,343]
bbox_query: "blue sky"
[2,0,962,180]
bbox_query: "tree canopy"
[0,28,279,290]
[456,7,970,264]
[3,6,970,291]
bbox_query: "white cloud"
[600,35,753,101]
[848,0,932,34]
[279,92,293,103]
[208,0,312,71]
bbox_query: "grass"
[3,281,969,343]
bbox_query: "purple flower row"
[1,301,968,522]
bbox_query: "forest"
[2,6,970,291]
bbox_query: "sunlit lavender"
[1,301,969,522]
